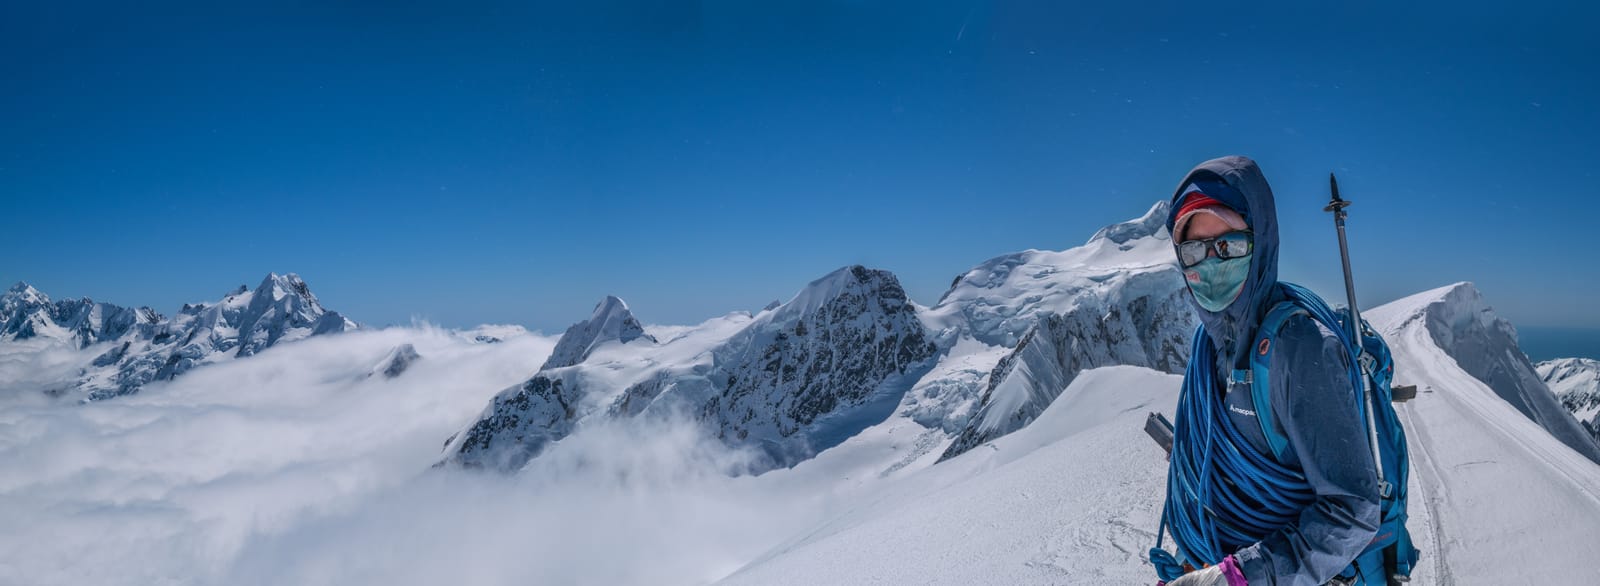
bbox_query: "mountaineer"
[1153,156,1416,586]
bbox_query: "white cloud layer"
[0,326,836,586]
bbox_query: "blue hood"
[1166,155,1282,367]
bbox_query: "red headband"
[1176,192,1226,221]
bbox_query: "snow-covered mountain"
[440,203,1204,474]
[1,282,164,348]
[441,202,1205,473]
[0,273,358,400]
[1537,357,1600,441]
[925,201,1196,461]
[11,202,1600,586]
[719,280,1600,585]
[1373,282,1600,463]
[439,295,673,471]
[440,266,940,472]
[1364,283,1600,583]
[542,295,656,370]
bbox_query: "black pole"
[1325,174,1362,342]
[1327,173,1390,505]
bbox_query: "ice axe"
[1326,174,1417,402]
[1325,174,1362,343]
[1327,172,1394,493]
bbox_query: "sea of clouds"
[0,326,846,586]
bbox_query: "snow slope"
[1368,284,1600,583]
[1382,282,1600,463]
[719,366,1182,585]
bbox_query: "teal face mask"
[1183,254,1251,312]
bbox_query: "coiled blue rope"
[1150,283,1366,582]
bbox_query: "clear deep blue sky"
[4,2,1597,335]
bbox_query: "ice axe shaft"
[1325,174,1363,343]
[1327,173,1390,495]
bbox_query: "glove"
[1165,555,1247,586]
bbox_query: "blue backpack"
[1245,283,1420,584]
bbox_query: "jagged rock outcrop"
[444,374,584,471]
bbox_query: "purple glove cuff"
[1219,555,1248,586]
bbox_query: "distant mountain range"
[1,273,356,400]
[5,202,1597,469]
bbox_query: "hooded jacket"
[1166,156,1381,586]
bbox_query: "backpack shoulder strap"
[1248,300,1309,463]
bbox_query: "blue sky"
[4,2,1597,334]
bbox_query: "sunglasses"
[1177,230,1253,268]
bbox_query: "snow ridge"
[1373,282,1600,464]
[1087,200,1170,247]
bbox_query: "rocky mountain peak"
[256,272,316,303]
[540,295,656,371]
[771,265,908,322]
[442,264,939,473]
[6,281,45,302]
